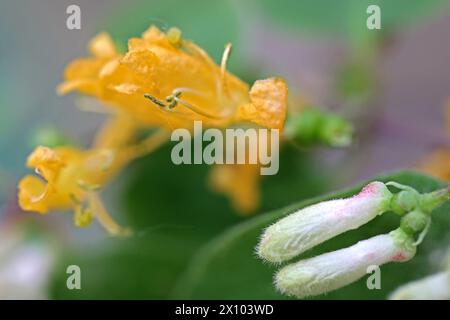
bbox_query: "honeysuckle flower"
[257,181,393,263]
[19,25,290,233]
[18,112,169,235]
[389,271,450,300]
[419,103,450,181]
[57,26,288,131]
[275,229,416,299]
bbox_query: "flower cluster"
[18,26,289,233]
[256,181,449,298]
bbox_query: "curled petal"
[88,32,118,58]
[26,146,66,183]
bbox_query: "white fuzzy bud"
[389,272,450,300]
[275,230,416,298]
[257,181,392,263]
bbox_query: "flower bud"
[389,271,450,300]
[257,181,392,263]
[275,229,416,298]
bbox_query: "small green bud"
[390,190,419,215]
[400,209,430,236]
[319,115,354,147]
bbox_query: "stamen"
[173,96,226,120]
[144,93,167,107]
[74,205,94,228]
[220,43,233,98]
[145,89,230,120]
[69,193,81,205]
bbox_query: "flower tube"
[257,181,393,263]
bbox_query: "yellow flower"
[19,25,289,234]
[57,26,288,131]
[17,144,130,234]
[18,112,169,235]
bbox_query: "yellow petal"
[99,59,120,78]
[111,83,141,95]
[236,77,288,130]
[18,175,49,213]
[121,48,158,76]
[88,32,117,58]
[27,146,66,183]
[58,58,106,96]
[93,114,138,149]
[57,79,100,96]
[142,26,169,44]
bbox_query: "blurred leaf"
[172,171,449,299]
[49,143,327,299]
[254,0,449,36]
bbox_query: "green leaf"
[172,170,449,299]
[49,143,327,299]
